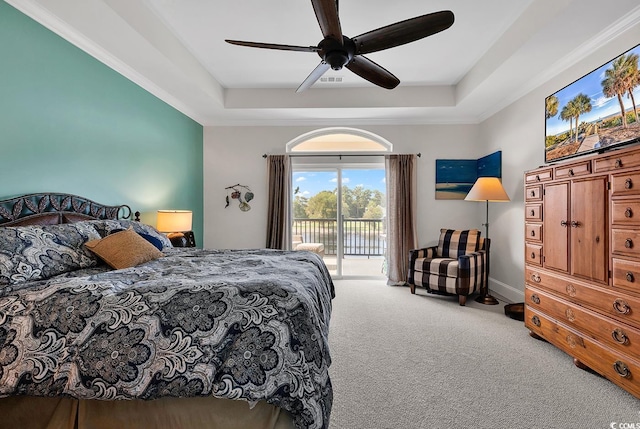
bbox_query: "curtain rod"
[262,153,421,159]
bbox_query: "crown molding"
[477,4,640,123]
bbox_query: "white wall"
[203,19,640,303]
[480,21,640,302]
[204,124,485,250]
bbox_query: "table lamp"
[156,210,195,247]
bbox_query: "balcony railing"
[292,218,385,257]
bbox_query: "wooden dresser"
[524,144,640,398]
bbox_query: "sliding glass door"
[291,162,385,278]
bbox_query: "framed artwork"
[477,151,502,178]
[435,151,502,200]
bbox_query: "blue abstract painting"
[477,151,502,178]
[435,151,502,200]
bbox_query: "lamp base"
[475,293,499,305]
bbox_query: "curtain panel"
[385,154,418,285]
[265,155,292,250]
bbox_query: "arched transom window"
[287,128,392,153]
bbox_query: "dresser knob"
[613,298,631,315]
[531,230,536,237]
[568,168,574,176]
[566,284,577,297]
[531,315,541,327]
[627,272,635,283]
[530,252,536,259]
[531,273,541,283]
[613,360,631,378]
[616,158,623,168]
[625,208,633,218]
[612,328,630,345]
[560,220,568,227]
[530,190,535,197]
[531,294,540,304]
[535,175,540,181]
[626,178,633,189]
[625,238,633,249]
[530,210,535,216]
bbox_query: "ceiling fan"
[225,0,454,92]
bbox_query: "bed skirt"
[0,396,294,429]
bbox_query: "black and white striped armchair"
[408,229,488,306]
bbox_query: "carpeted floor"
[328,279,640,429]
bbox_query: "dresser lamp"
[156,210,195,248]
[464,177,510,305]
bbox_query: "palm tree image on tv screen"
[545,43,640,163]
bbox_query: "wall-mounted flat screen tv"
[545,43,640,164]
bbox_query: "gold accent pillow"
[84,228,163,269]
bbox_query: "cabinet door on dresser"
[542,177,608,283]
[543,182,569,272]
[571,176,608,283]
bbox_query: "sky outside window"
[293,169,385,197]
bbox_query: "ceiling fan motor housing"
[319,36,355,70]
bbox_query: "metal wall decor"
[224,184,254,211]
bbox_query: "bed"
[0,193,334,429]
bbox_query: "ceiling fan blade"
[346,55,400,89]
[311,0,343,43]
[225,39,319,53]
[296,61,331,93]
[353,10,454,55]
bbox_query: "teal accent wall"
[0,2,204,245]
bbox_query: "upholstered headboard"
[0,193,131,227]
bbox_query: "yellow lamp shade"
[464,177,510,202]
[156,210,192,233]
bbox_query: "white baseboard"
[489,277,524,303]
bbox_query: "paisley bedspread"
[0,248,334,429]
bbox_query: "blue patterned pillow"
[91,219,173,250]
[0,223,102,285]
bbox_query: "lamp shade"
[156,210,192,233]
[464,177,510,202]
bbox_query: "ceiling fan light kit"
[225,1,454,92]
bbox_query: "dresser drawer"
[613,258,640,295]
[525,307,640,398]
[525,185,543,202]
[612,172,640,197]
[526,286,640,356]
[525,243,543,266]
[594,149,640,173]
[525,267,640,327]
[525,223,542,243]
[525,204,542,221]
[525,168,552,184]
[612,201,640,225]
[612,229,640,257]
[555,160,591,179]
